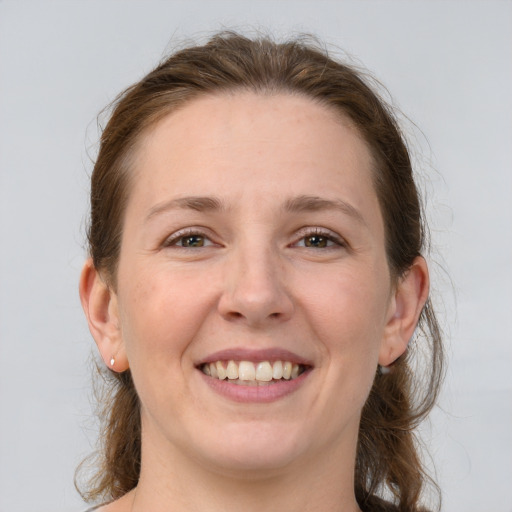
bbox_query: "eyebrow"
[145,196,225,222]
[145,194,366,226]
[283,195,367,226]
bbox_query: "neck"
[127,428,362,512]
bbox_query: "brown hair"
[78,32,444,512]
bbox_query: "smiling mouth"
[199,360,308,386]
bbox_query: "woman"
[78,32,444,512]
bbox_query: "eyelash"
[162,227,346,250]
[292,227,346,250]
[162,228,215,248]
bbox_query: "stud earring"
[378,364,391,375]
[110,357,115,368]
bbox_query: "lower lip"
[198,369,311,403]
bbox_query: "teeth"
[226,360,238,380]
[239,361,256,381]
[255,361,273,382]
[216,361,226,379]
[272,360,283,379]
[201,360,304,383]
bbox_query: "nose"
[217,243,294,327]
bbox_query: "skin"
[80,92,429,512]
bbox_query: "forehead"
[128,92,381,224]
[137,92,369,158]
[121,92,387,252]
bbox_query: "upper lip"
[196,348,314,367]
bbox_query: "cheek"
[300,264,390,389]
[116,265,214,367]
[116,267,216,419]
[298,263,390,344]
[286,266,390,442]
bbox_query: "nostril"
[217,282,294,325]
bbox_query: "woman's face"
[109,92,399,475]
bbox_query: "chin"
[193,421,308,476]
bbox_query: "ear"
[379,256,429,367]
[79,258,129,372]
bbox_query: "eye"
[163,229,215,249]
[177,234,208,247]
[303,234,333,248]
[293,228,345,249]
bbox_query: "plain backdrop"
[0,1,511,511]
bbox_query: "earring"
[110,357,115,368]
[379,364,391,375]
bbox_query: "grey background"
[0,1,511,511]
